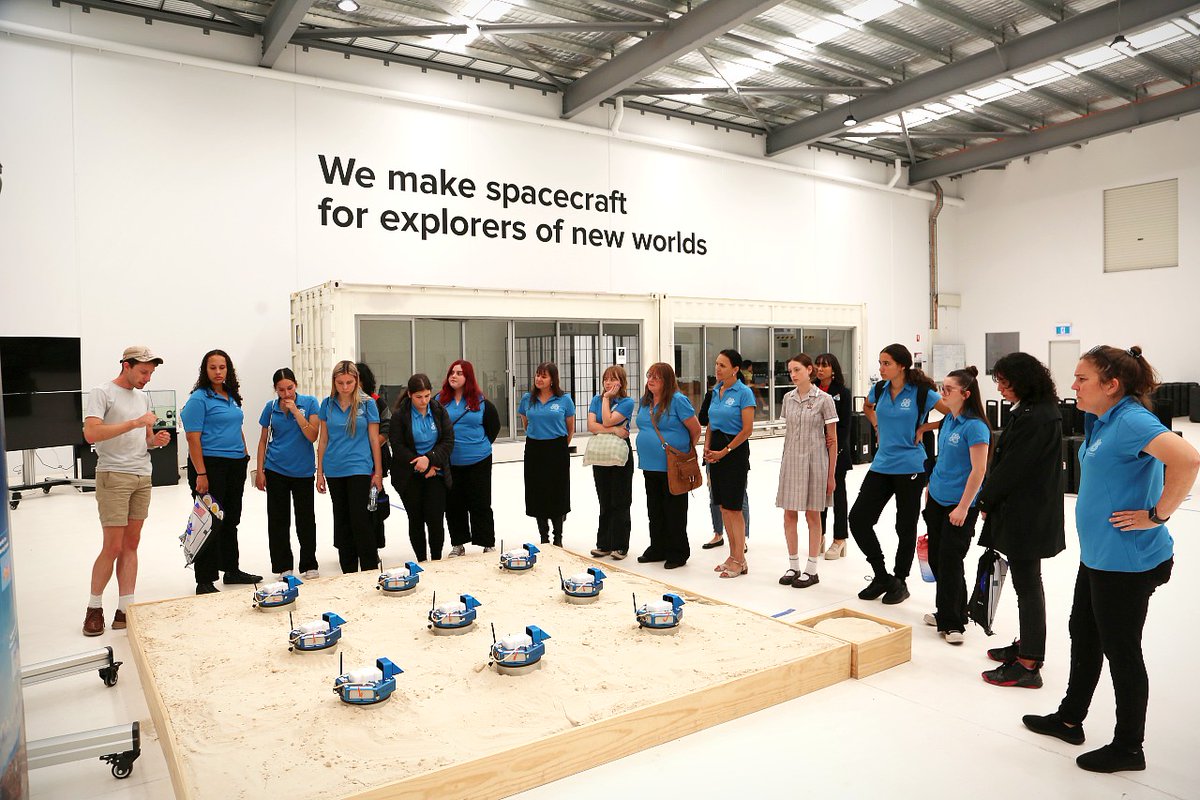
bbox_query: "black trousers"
[265,469,317,574]
[849,470,926,580]
[187,455,248,583]
[327,474,378,573]
[1008,557,1048,662]
[402,476,447,561]
[446,457,495,548]
[820,464,850,540]
[1058,558,1173,749]
[592,442,634,552]
[921,497,978,633]
[642,471,689,563]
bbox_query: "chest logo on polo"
[949,432,961,445]
[900,397,912,409]
[1087,437,1103,456]
[724,397,736,406]
[550,403,560,412]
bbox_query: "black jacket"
[976,399,1065,560]
[389,397,455,495]
[821,380,853,472]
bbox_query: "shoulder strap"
[871,380,886,404]
[915,383,931,434]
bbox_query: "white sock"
[805,558,819,576]
[88,594,103,609]
[118,594,134,613]
[788,555,800,571]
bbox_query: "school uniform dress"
[849,381,940,582]
[258,395,320,575]
[444,395,501,549]
[1057,397,1174,750]
[390,397,454,562]
[921,412,990,634]
[636,393,696,564]
[181,388,250,584]
[776,386,838,511]
[819,380,853,541]
[518,391,576,533]
[706,380,756,511]
[319,396,380,573]
[589,394,636,553]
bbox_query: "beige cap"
[121,346,164,365]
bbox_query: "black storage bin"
[850,412,876,465]
[1152,398,1174,430]
[999,399,1013,428]
[1059,399,1078,436]
[1191,384,1200,423]
[1067,435,1085,494]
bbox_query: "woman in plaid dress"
[776,354,839,588]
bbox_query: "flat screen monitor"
[0,336,82,393]
[1,391,84,451]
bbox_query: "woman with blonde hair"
[587,365,635,559]
[316,360,383,573]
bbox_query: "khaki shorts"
[96,471,153,528]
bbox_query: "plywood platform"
[129,549,852,799]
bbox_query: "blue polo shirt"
[181,388,246,458]
[318,397,379,478]
[518,392,576,440]
[635,393,696,473]
[707,381,756,435]
[928,413,990,507]
[870,381,939,475]
[258,395,320,478]
[1077,397,1173,572]
[588,395,635,431]
[446,396,492,466]
[410,406,439,455]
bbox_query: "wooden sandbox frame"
[795,607,912,679]
[128,558,854,800]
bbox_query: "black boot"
[1076,744,1145,773]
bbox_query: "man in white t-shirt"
[81,346,171,636]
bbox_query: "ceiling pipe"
[887,158,903,188]
[609,97,625,134]
[0,19,964,207]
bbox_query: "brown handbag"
[649,406,703,495]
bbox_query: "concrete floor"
[11,421,1199,800]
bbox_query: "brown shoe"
[83,607,105,637]
[111,610,127,630]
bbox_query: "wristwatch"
[1149,506,1170,525]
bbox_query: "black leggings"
[1058,558,1172,749]
[187,455,248,583]
[264,469,317,574]
[1008,557,1048,662]
[849,470,926,580]
[921,498,978,633]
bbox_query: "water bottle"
[368,485,378,512]
[917,534,935,583]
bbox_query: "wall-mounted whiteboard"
[931,343,966,382]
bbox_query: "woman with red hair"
[439,360,501,556]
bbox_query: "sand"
[130,548,843,800]
[813,617,894,643]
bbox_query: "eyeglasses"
[939,385,960,395]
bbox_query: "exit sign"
[1055,324,1072,336]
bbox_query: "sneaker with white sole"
[923,613,937,627]
[944,631,965,645]
[303,569,319,580]
[448,545,466,558]
[482,546,495,553]
[277,570,295,580]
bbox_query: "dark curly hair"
[992,352,1057,403]
[192,349,243,406]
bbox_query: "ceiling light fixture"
[843,111,858,126]
[1108,33,1131,50]
[337,0,359,13]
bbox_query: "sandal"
[719,559,748,579]
[701,536,725,550]
[778,568,801,585]
[714,559,735,573]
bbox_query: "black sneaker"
[222,570,263,585]
[857,575,892,600]
[1076,743,1145,773]
[881,579,910,605]
[540,533,551,544]
[1022,713,1085,746]
[196,582,219,595]
[637,554,665,563]
[988,639,1021,664]
[664,560,686,569]
[552,535,563,547]
[982,661,1043,688]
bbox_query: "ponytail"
[880,342,937,392]
[1081,345,1159,409]
[947,365,986,421]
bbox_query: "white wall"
[941,111,1200,401]
[1,0,939,453]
